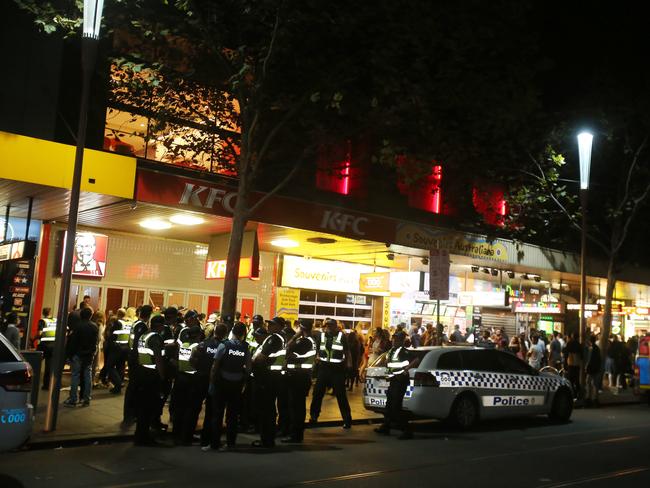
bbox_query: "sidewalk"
[30,376,380,446]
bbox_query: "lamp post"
[45,0,104,432]
[577,131,593,397]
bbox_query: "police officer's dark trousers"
[383,373,410,432]
[287,371,311,441]
[135,369,161,444]
[104,344,123,391]
[38,343,54,389]
[255,373,281,447]
[310,365,351,424]
[211,378,244,448]
[171,372,193,444]
[184,373,209,445]
[276,374,290,435]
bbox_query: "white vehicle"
[0,333,34,451]
[364,346,573,429]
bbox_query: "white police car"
[364,346,573,429]
[0,333,34,451]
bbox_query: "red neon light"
[341,157,351,195]
[396,159,443,214]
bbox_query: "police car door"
[496,351,548,415]
[461,349,520,419]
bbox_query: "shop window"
[396,156,443,214]
[127,289,145,308]
[316,141,366,197]
[316,306,336,316]
[149,291,165,310]
[336,307,354,317]
[300,290,316,302]
[299,304,316,315]
[473,184,507,226]
[317,292,337,303]
[354,308,372,319]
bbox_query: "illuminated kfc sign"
[62,231,109,277]
[205,258,258,280]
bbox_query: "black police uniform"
[36,318,55,390]
[135,331,164,445]
[123,319,148,423]
[192,335,222,447]
[240,326,267,433]
[285,334,317,441]
[253,333,285,447]
[211,339,250,449]
[276,327,295,436]
[104,320,124,392]
[310,331,352,426]
[381,346,412,434]
[157,323,176,427]
[171,328,201,445]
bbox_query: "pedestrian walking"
[309,318,353,428]
[63,307,98,407]
[585,335,602,407]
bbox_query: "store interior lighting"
[270,238,299,248]
[139,218,172,230]
[169,213,205,225]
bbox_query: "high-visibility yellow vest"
[254,333,286,372]
[113,320,131,345]
[178,342,199,374]
[286,337,317,370]
[40,318,57,342]
[138,332,161,369]
[318,331,344,363]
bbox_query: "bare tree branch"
[262,3,283,82]
[616,135,648,214]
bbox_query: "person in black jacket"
[585,335,602,407]
[63,307,98,407]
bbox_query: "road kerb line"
[537,467,648,488]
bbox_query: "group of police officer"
[121,306,356,449]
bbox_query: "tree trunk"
[220,170,251,320]
[598,254,617,361]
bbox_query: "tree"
[15,0,543,318]
[507,121,650,356]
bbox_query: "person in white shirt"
[527,335,546,370]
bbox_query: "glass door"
[148,290,166,311]
[105,287,125,316]
[127,289,145,308]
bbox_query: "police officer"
[374,331,420,439]
[240,315,264,433]
[282,319,317,443]
[134,314,166,446]
[276,317,292,436]
[37,307,56,390]
[208,322,251,450]
[104,316,126,394]
[171,324,204,445]
[156,307,179,431]
[123,305,152,425]
[194,323,227,450]
[114,308,132,383]
[309,318,353,428]
[251,317,286,448]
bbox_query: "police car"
[0,333,33,451]
[364,346,573,429]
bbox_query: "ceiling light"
[194,246,208,256]
[169,214,205,225]
[471,265,480,273]
[140,219,172,230]
[506,271,515,279]
[490,268,499,277]
[270,238,299,248]
[386,253,395,261]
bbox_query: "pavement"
[30,374,379,446]
[2,403,650,488]
[28,371,641,447]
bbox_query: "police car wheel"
[549,388,573,423]
[449,393,479,430]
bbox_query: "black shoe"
[398,431,413,440]
[63,399,77,408]
[308,417,318,425]
[251,440,274,448]
[343,422,352,429]
[374,426,390,435]
[81,400,91,407]
[281,436,301,444]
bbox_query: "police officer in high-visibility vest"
[194,323,228,450]
[309,318,353,428]
[240,314,265,433]
[113,309,132,383]
[37,307,56,390]
[207,322,251,450]
[374,331,420,440]
[251,317,286,448]
[282,319,317,443]
[171,323,204,445]
[134,314,166,446]
[276,317,292,437]
[155,307,179,432]
[123,305,152,425]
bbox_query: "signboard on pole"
[428,249,449,300]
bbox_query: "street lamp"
[45,0,104,432]
[577,131,593,396]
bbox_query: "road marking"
[102,481,166,488]
[287,435,640,486]
[537,467,648,487]
[525,423,650,440]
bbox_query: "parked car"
[364,346,573,429]
[0,333,34,451]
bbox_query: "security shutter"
[480,308,516,338]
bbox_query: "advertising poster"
[275,287,300,324]
[63,231,109,277]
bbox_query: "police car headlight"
[414,371,439,387]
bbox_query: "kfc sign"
[205,258,257,280]
[179,183,238,214]
[319,210,368,237]
[62,232,109,277]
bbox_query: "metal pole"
[44,38,98,432]
[24,197,33,241]
[579,189,588,397]
[2,204,9,242]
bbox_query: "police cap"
[266,316,285,328]
[252,314,264,324]
[232,322,247,338]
